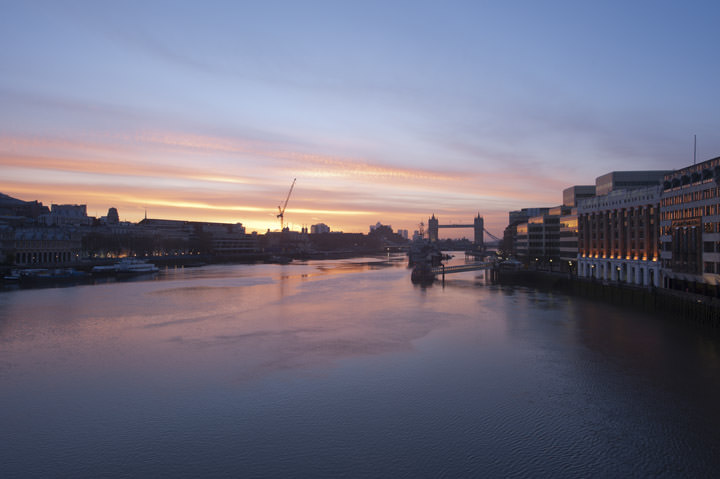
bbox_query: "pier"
[432,261,495,280]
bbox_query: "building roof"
[595,171,669,196]
[0,193,29,206]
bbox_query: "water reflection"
[2,257,720,477]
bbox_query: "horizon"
[3,189,498,239]
[2,1,720,237]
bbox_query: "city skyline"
[2,1,720,236]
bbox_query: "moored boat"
[407,239,443,267]
[411,262,436,284]
[14,268,89,284]
[113,258,160,275]
[91,258,160,277]
[90,264,117,276]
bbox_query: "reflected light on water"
[2,256,720,477]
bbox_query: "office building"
[577,185,661,287]
[659,156,720,295]
[562,185,596,208]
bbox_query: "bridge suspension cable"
[484,227,501,242]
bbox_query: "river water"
[1,255,720,477]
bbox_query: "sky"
[1,0,719,238]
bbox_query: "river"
[1,255,720,477]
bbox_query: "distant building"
[0,225,13,264]
[105,207,119,225]
[0,193,49,219]
[11,226,83,265]
[396,229,409,240]
[369,222,391,233]
[138,218,256,257]
[43,204,92,226]
[311,223,331,234]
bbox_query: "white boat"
[90,264,117,276]
[91,259,159,276]
[113,258,160,275]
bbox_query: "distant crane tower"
[277,178,296,230]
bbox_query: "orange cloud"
[0,130,561,236]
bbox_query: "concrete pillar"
[601,211,608,257]
[643,206,651,260]
[609,210,616,258]
[619,209,626,259]
[592,213,599,257]
[584,213,591,257]
[627,208,634,259]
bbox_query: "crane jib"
[277,178,297,230]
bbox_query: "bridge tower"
[473,214,484,249]
[428,214,439,242]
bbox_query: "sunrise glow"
[1,2,719,236]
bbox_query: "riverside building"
[659,156,720,295]
[577,185,662,287]
[11,227,82,265]
[504,207,550,259]
[515,206,570,269]
[559,186,596,273]
[559,209,579,273]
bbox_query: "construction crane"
[277,178,296,230]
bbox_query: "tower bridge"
[427,214,485,248]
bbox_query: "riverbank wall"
[497,270,720,328]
